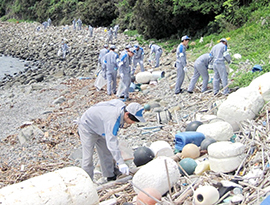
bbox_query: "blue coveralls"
[210,42,231,95]
[188,53,212,93]
[150,44,162,67]
[175,43,187,94]
[77,99,126,179]
[132,47,144,75]
[103,50,120,95]
[119,50,132,98]
[72,19,76,30]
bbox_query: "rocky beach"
[0,22,270,204]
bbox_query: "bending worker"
[77,99,145,181]
[187,53,213,93]
[174,35,190,94]
[210,38,231,95]
[132,44,145,75]
[119,47,136,101]
[149,44,162,68]
[102,45,120,96]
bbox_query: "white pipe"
[0,166,99,205]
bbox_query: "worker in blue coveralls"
[187,53,213,93]
[102,45,120,96]
[89,25,93,37]
[119,47,137,101]
[149,44,162,68]
[114,24,119,40]
[132,44,144,75]
[77,99,145,181]
[210,38,231,95]
[174,35,190,94]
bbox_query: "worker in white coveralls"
[132,44,145,75]
[102,45,120,96]
[174,35,190,94]
[77,99,145,181]
[187,53,213,93]
[210,38,231,95]
[149,44,162,68]
[119,47,136,101]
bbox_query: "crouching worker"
[77,99,145,181]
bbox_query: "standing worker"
[98,45,109,65]
[47,18,52,26]
[119,48,136,101]
[42,21,48,30]
[107,27,113,44]
[149,44,162,68]
[77,99,146,181]
[102,45,120,96]
[210,38,231,95]
[72,18,76,30]
[174,35,190,94]
[132,44,144,75]
[187,53,213,93]
[114,24,119,40]
[88,25,93,37]
[77,18,82,30]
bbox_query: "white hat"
[220,38,228,43]
[181,35,191,41]
[110,45,116,49]
[126,103,145,122]
[129,48,137,54]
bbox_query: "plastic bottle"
[175,131,205,151]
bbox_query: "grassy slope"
[126,5,270,88]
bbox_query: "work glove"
[184,67,188,72]
[120,73,124,79]
[179,53,184,57]
[119,61,124,67]
[114,67,118,71]
[118,163,129,175]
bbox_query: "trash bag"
[57,48,62,56]
[116,80,127,97]
[94,70,107,90]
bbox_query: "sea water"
[0,55,28,80]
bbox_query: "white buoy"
[132,156,180,195]
[149,140,174,157]
[0,167,99,205]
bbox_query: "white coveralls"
[107,28,113,44]
[77,19,82,30]
[188,53,212,93]
[150,44,162,67]
[98,48,109,64]
[72,19,76,30]
[119,50,132,98]
[132,47,144,75]
[77,99,126,179]
[103,50,120,95]
[89,25,93,37]
[61,43,69,59]
[210,42,231,95]
[174,43,187,94]
[114,25,119,40]
[42,22,48,30]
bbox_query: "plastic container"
[175,132,205,151]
